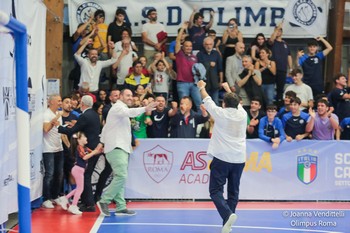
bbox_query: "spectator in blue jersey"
[339,117,350,140]
[328,73,350,122]
[306,99,338,140]
[297,37,333,97]
[148,95,178,138]
[278,90,296,119]
[246,97,265,139]
[188,7,214,54]
[170,96,209,138]
[282,97,311,142]
[259,104,285,149]
[197,36,223,105]
[268,21,293,106]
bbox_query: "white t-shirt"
[43,108,63,153]
[115,50,134,85]
[141,22,166,51]
[284,83,313,110]
[152,69,170,93]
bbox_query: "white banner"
[0,0,46,224]
[284,0,329,37]
[126,139,350,200]
[16,0,47,201]
[0,1,18,225]
[68,0,330,38]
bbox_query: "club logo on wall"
[143,145,173,183]
[2,87,16,121]
[292,0,318,26]
[76,2,103,24]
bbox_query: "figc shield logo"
[297,154,318,184]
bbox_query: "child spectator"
[282,97,311,142]
[278,90,297,119]
[57,132,101,214]
[259,105,285,149]
[297,37,333,97]
[149,53,176,100]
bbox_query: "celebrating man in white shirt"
[97,89,157,217]
[197,81,247,233]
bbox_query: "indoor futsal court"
[21,201,350,233]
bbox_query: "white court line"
[90,214,104,233]
[100,222,344,233]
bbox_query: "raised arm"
[175,22,189,54]
[317,37,333,56]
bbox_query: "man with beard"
[170,96,209,138]
[75,39,117,95]
[102,89,120,124]
[141,8,167,65]
[97,89,157,216]
[60,96,78,193]
[148,95,178,138]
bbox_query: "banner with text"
[68,0,330,38]
[0,0,46,224]
[126,139,350,200]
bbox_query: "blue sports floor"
[26,202,350,233]
[91,208,350,233]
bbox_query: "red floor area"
[13,201,350,233]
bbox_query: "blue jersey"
[282,111,310,139]
[340,117,350,140]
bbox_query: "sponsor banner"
[284,0,329,37]
[0,0,46,224]
[0,0,19,225]
[16,0,46,201]
[126,139,350,200]
[68,0,330,38]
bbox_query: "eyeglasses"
[267,110,276,113]
[98,14,105,18]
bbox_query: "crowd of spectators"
[42,7,350,214]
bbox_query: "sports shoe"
[42,200,54,209]
[97,201,110,216]
[222,213,237,233]
[115,209,136,216]
[57,196,69,210]
[68,205,82,215]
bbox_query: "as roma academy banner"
[0,0,46,224]
[68,0,330,38]
[125,139,350,201]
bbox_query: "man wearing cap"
[141,8,167,66]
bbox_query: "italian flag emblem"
[297,155,317,184]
